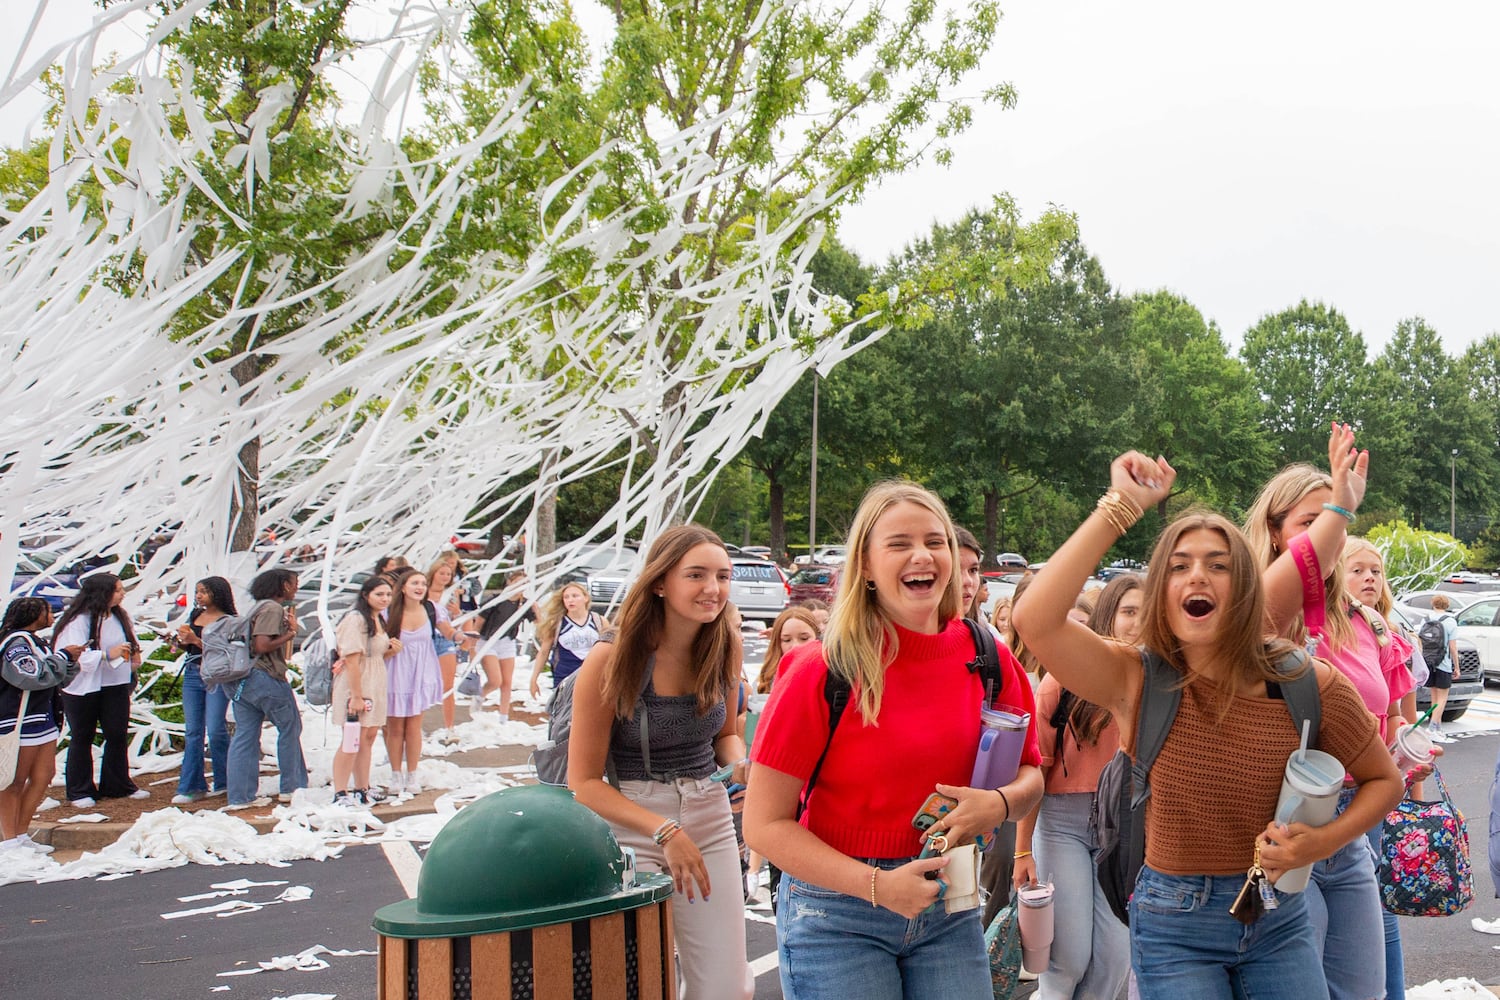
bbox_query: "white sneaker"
[171,792,203,805]
[224,797,272,811]
[16,834,53,855]
[277,791,297,804]
[495,713,509,724]
[70,797,96,809]
[127,789,151,800]
[405,772,422,795]
[388,773,406,795]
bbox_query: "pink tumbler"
[341,712,361,753]
[1017,880,1055,974]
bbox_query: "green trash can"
[374,784,675,1000]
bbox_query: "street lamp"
[1451,449,1458,537]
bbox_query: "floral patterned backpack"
[1378,766,1473,917]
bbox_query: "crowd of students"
[0,421,1468,1000]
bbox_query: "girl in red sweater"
[745,481,1044,1000]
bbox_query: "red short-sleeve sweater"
[752,618,1042,859]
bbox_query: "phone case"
[911,792,959,832]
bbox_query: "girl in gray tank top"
[562,525,753,1000]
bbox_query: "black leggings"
[61,684,137,801]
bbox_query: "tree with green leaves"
[1240,300,1372,467]
[1119,291,1273,518]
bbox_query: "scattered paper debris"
[58,813,109,824]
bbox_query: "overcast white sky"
[6,0,1497,355]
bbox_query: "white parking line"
[381,840,423,899]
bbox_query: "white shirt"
[57,614,134,694]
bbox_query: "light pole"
[808,373,819,556]
[1451,449,1458,537]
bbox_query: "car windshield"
[16,551,65,573]
[791,569,831,585]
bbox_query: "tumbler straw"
[1297,718,1310,764]
[1415,705,1436,729]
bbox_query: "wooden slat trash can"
[374,784,675,999]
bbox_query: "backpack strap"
[1266,649,1321,748]
[1049,689,1077,776]
[796,670,851,821]
[423,600,439,642]
[961,618,1004,704]
[1129,650,1184,810]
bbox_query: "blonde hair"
[426,551,461,592]
[1339,536,1395,647]
[756,607,821,694]
[988,594,1012,632]
[1243,463,1335,643]
[537,582,590,646]
[823,481,962,724]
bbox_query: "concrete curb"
[30,788,453,852]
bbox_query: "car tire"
[1442,704,1469,723]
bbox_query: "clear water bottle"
[341,711,361,753]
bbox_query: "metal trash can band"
[374,784,675,999]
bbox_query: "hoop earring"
[866,580,877,593]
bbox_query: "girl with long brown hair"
[1014,452,1400,1000]
[568,524,752,999]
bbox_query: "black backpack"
[1418,615,1449,670]
[1090,648,1321,925]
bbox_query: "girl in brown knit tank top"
[1012,451,1402,1000]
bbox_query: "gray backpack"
[1091,647,1320,925]
[199,600,275,689]
[301,625,337,707]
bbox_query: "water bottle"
[342,711,361,753]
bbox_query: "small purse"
[984,889,1023,1000]
[942,841,981,914]
[1378,766,1473,917]
[1228,843,1278,925]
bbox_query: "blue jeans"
[1033,793,1130,1000]
[227,669,308,805]
[1366,822,1405,1000]
[178,660,230,795]
[776,856,991,1000]
[1130,866,1328,1000]
[1305,834,1385,1000]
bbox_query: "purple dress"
[383,618,443,717]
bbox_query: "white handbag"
[943,841,982,914]
[0,690,32,787]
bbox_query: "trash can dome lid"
[373,784,672,937]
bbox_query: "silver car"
[730,558,789,619]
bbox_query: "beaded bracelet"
[652,819,682,845]
[658,824,683,846]
[1322,502,1357,522]
[869,866,879,908]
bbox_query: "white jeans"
[614,777,753,1000]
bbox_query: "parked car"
[10,550,82,613]
[294,567,371,644]
[1390,606,1484,720]
[795,545,847,566]
[729,558,789,619]
[741,545,774,560]
[994,552,1028,572]
[789,564,841,605]
[1097,559,1146,582]
[558,543,639,611]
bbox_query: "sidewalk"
[30,700,544,856]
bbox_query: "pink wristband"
[1288,532,1326,638]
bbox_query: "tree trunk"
[536,448,559,570]
[768,478,786,561]
[983,490,999,569]
[228,354,263,553]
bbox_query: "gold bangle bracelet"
[1014,850,1033,859]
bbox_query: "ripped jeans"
[776,855,990,1000]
